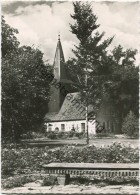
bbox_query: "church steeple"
[48,35,75,113]
[53,34,67,81]
[48,35,68,113]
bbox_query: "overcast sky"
[2,1,139,65]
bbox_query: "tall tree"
[67,2,138,138]
[2,17,51,142]
[67,2,113,109]
[107,45,138,121]
[67,2,114,143]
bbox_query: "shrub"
[95,132,115,138]
[57,131,67,139]
[75,132,84,139]
[46,130,84,139]
[68,130,76,138]
[2,147,45,177]
[2,174,43,189]
[122,111,139,138]
[46,131,57,139]
[42,175,57,186]
[31,132,45,139]
[2,142,138,179]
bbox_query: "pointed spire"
[53,35,73,83]
[58,32,60,41]
[53,34,65,80]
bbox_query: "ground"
[23,138,139,148]
[2,182,139,195]
[58,138,138,147]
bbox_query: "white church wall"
[46,120,96,134]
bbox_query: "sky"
[2,1,139,65]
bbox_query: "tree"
[1,16,20,58]
[2,17,51,142]
[122,111,138,138]
[68,2,113,105]
[107,45,139,123]
[67,2,138,140]
[67,2,113,143]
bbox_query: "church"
[44,36,121,135]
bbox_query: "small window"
[103,122,105,129]
[48,124,52,131]
[81,123,85,132]
[61,124,65,131]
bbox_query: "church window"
[48,124,52,131]
[81,123,85,132]
[61,124,65,131]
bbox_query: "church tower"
[53,34,67,81]
[48,35,71,113]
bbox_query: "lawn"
[21,138,139,148]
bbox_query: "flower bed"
[2,142,138,179]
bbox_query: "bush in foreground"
[2,142,138,178]
[122,111,139,138]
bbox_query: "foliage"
[69,176,138,186]
[67,130,76,138]
[2,143,138,179]
[46,131,84,139]
[122,111,139,138]
[68,3,138,128]
[1,16,20,58]
[74,131,84,139]
[2,173,138,189]
[2,174,43,189]
[46,131,58,139]
[42,175,57,186]
[67,2,113,113]
[29,132,45,139]
[94,132,115,138]
[2,17,52,142]
[107,45,139,120]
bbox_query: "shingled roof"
[45,92,94,122]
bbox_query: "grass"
[21,138,139,148]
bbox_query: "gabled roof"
[45,92,94,122]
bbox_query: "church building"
[44,36,121,135]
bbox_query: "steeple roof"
[53,35,67,81]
